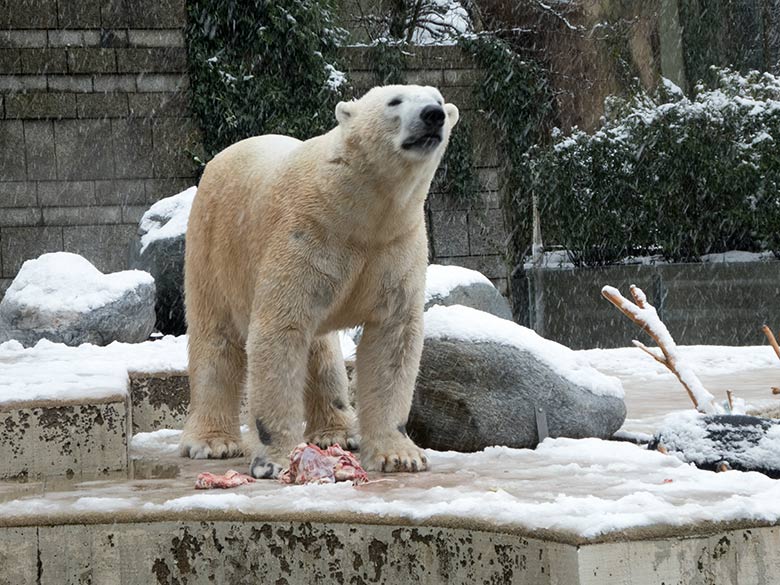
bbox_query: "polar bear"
[179,85,459,478]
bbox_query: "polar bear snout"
[420,105,446,128]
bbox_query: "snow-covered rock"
[425,264,512,320]
[409,305,626,451]
[129,186,196,335]
[0,252,156,347]
[651,411,780,478]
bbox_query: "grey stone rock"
[408,338,627,451]
[425,282,513,320]
[129,233,184,334]
[0,253,155,347]
[129,187,194,335]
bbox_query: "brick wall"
[343,46,510,294]
[0,6,508,298]
[0,0,202,297]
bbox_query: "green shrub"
[186,0,348,162]
[524,68,780,265]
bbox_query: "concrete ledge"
[1,520,778,584]
[0,396,129,481]
[130,373,188,433]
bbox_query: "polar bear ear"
[335,101,354,126]
[445,103,460,127]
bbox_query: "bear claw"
[179,437,242,460]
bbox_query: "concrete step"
[0,394,130,482]
[129,372,189,433]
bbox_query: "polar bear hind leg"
[304,333,359,450]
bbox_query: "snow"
[2,252,153,314]
[139,186,196,254]
[655,411,780,472]
[581,344,780,380]
[410,0,472,45]
[130,429,182,456]
[700,250,776,263]
[0,336,187,405]
[424,304,624,398]
[425,264,493,301]
[324,63,346,91]
[0,358,129,404]
[601,286,722,413]
[5,437,780,539]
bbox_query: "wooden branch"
[762,325,780,362]
[602,284,722,414]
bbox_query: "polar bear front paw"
[179,435,242,460]
[360,436,428,473]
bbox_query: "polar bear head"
[335,85,460,166]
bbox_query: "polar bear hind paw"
[307,429,360,452]
[249,456,284,479]
[179,436,242,460]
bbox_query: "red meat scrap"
[195,469,256,489]
[279,443,369,485]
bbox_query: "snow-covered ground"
[4,434,780,539]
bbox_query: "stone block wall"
[342,46,510,294]
[0,0,201,296]
[0,7,508,299]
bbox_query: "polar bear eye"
[388,98,402,107]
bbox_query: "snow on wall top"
[425,264,493,302]
[0,336,187,404]
[424,304,624,398]
[2,252,153,315]
[139,186,197,254]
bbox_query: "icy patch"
[0,336,187,405]
[424,304,624,398]
[4,252,153,315]
[425,264,493,301]
[139,186,196,254]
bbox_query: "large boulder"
[0,252,155,347]
[408,304,626,451]
[129,187,196,335]
[425,264,512,320]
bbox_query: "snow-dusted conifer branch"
[601,284,724,415]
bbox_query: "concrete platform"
[2,338,780,584]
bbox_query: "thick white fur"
[179,85,460,477]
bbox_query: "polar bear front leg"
[356,308,427,473]
[244,311,313,479]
